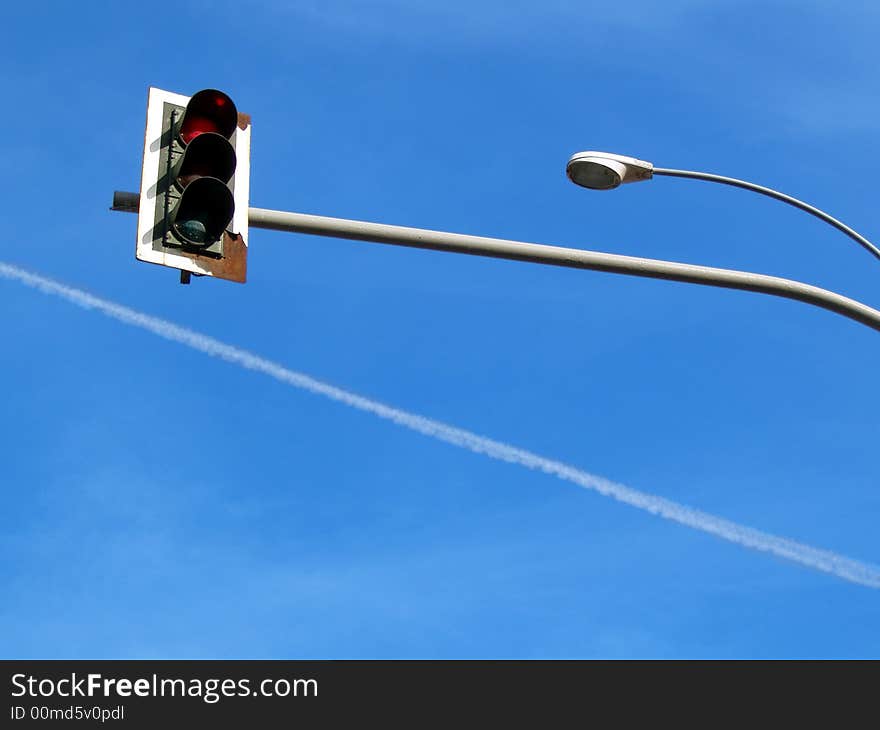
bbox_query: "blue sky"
[2,1,879,658]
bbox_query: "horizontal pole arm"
[111,191,880,333]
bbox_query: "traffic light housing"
[136,87,251,283]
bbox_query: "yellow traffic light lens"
[172,132,237,189]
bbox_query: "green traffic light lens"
[170,177,235,247]
[175,219,209,244]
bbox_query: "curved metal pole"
[248,206,880,334]
[651,167,880,263]
[109,192,880,333]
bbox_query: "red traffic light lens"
[178,89,238,146]
[180,117,222,145]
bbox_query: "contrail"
[2,261,879,589]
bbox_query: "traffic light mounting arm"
[113,191,880,334]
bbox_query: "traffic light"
[136,87,251,283]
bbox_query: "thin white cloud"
[2,260,879,589]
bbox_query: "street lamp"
[566,150,880,262]
[566,151,654,190]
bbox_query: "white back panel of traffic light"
[136,87,251,282]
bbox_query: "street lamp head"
[566,151,654,190]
